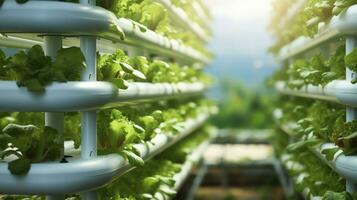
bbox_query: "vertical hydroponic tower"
[0,0,215,199]
[270,0,357,198]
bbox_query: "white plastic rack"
[0,1,211,64]
[0,81,205,112]
[0,0,212,199]
[278,5,357,61]
[154,0,211,43]
[274,2,357,195]
[0,114,209,195]
[275,81,357,107]
[153,140,210,200]
[278,122,357,191]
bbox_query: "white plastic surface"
[110,82,205,106]
[275,80,357,107]
[0,81,204,112]
[0,115,209,195]
[313,143,357,183]
[0,154,125,195]
[0,81,117,112]
[278,5,357,61]
[0,1,118,38]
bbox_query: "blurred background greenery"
[210,79,275,129]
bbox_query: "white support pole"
[80,36,97,159]
[80,1,97,200]
[346,37,357,193]
[44,36,65,200]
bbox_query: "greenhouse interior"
[1,0,357,199]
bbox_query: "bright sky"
[206,0,272,21]
[205,0,274,58]
[204,0,276,91]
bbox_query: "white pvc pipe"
[44,36,64,200]
[80,1,97,199]
[80,36,97,158]
[80,36,98,200]
[346,37,357,193]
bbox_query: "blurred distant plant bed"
[214,129,272,144]
[210,79,275,129]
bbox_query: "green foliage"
[97,49,212,85]
[345,48,357,82]
[276,97,357,154]
[0,122,62,175]
[1,46,211,92]
[212,80,274,129]
[78,0,212,56]
[269,45,346,88]
[0,98,215,175]
[282,150,345,197]
[98,127,212,200]
[1,45,85,92]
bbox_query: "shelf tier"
[154,0,211,43]
[278,123,357,184]
[277,0,306,32]
[0,1,210,64]
[275,80,357,107]
[173,140,209,191]
[312,143,357,183]
[278,5,357,61]
[0,114,209,195]
[154,140,210,200]
[281,156,322,199]
[192,1,211,29]
[0,81,205,112]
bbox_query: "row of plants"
[269,44,357,87]
[0,0,213,199]
[0,45,212,92]
[269,0,357,198]
[279,141,349,199]
[0,125,214,200]
[98,125,214,200]
[276,96,357,155]
[0,97,216,175]
[269,0,357,53]
[80,0,211,56]
[0,0,211,57]
[270,96,357,198]
[97,48,212,88]
[271,128,349,199]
